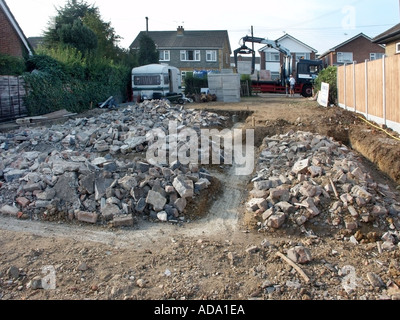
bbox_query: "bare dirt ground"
[1,94,400,303]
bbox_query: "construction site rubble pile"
[247,130,400,249]
[0,100,229,227]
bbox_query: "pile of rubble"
[0,100,228,227]
[247,130,400,248]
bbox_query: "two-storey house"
[130,26,232,79]
[319,33,385,67]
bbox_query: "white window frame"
[159,50,170,61]
[180,50,201,62]
[370,52,384,61]
[206,50,217,62]
[296,52,311,62]
[396,43,400,54]
[337,52,353,63]
[266,52,280,62]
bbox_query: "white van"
[132,64,182,102]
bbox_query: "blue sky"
[7,0,400,54]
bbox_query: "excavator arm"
[240,36,292,57]
[234,36,293,86]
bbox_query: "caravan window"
[134,75,161,86]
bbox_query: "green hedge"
[184,73,208,95]
[0,54,26,75]
[314,66,338,105]
[22,47,130,116]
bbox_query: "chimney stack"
[177,26,184,36]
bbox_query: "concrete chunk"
[267,212,286,229]
[292,159,310,175]
[76,211,98,224]
[351,186,373,202]
[0,205,19,216]
[287,246,312,264]
[146,190,167,212]
[111,216,134,227]
[173,176,194,199]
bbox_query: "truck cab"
[295,59,324,97]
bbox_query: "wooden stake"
[329,178,339,199]
[276,252,310,284]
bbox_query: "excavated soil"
[1,94,400,304]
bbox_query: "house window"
[181,50,201,61]
[370,53,384,61]
[296,53,311,62]
[206,50,217,62]
[159,50,170,61]
[266,52,280,62]
[396,43,400,54]
[337,52,353,63]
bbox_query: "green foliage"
[23,47,130,116]
[138,34,159,66]
[240,74,252,96]
[0,54,26,75]
[44,0,97,48]
[184,73,208,95]
[58,19,98,53]
[22,0,137,117]
[314,66,338,105]
[83,12,121,60]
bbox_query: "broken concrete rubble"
[0,100,221,227]
[248,131,400,239]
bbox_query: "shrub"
[184,72,208,95]
[313,66,338,105]
[23,48,130,116]
[0,54,26,75]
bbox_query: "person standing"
[289,74,296,97]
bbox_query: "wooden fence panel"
[337,55,400,133]
[355,63,366,114]
[367,59,384,118]
[345,64,354,109]
[385,55,400,123]
[0,76,27,122]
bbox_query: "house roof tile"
[130,29,231,52]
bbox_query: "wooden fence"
[337,54,400,133]
[0,76,28,122]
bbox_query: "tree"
[82,11,121,59]
[57,19,98,53]
[44,0,98,53]
[138,34,159,66]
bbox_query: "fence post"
[365,59,369,120]
[382,55,386,127]
[353,61,356,113]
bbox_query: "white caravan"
[132,64,182,102]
